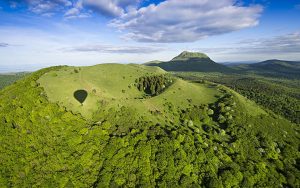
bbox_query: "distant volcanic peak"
[172,51,209,61]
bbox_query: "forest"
[0,66,299,187]
[176,72,300,124]
[0,73,28,90]
[136,75,173,96]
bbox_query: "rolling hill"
[231,59,300,78]
[0,64,299,187]
[37,64,221,120]
[146,51,233,72]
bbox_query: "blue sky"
[0,0,299,72]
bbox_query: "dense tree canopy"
[177,73,300,124]
[136,75,173,96]
[0,73,27,90]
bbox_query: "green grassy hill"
[146,51,233,73]
[0,72,28,90]
[232,59,300,79]
[38,64,220,120]
[0,64,299,187]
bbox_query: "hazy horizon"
[1,56,298,73]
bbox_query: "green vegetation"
[232,59,300,79]
[37,64,220,120]
[145,52,300,78]
[0,73,28,90]
[144,60,162,65]
[172,51,209,61]
[144,51,300,124]
[146,51,232,73]
[136,74,173,96]
[0,63,299,187]
[176,72,300,124]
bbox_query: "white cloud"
[238,32,300,54]
[64,0,92,19]
[110,0,263,43]
[195,32,300,61]
[29,2,57,14]
[64,44,165,54]
[63,0,140,19]
[26,0,72,6]
[8,0,72,15]
[53,0,72,6]
[83,0,124,17]
[82,0,140,17]
[7,0,141,18]
[65,7,81,16]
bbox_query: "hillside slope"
[176,72,300,124]
[0,72,28,90]
[38,64,221,120]
[0,64,299,187]
[146,51,233,73]
[232,59,300,78]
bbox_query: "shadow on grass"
[74,90,88,104]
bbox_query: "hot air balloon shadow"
[74,90,88,105]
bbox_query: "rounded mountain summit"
[145,51,233,72]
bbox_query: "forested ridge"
[232,59,300,79]
[0,66,299,187]
[0,73,28,90]
[176,72,300,124]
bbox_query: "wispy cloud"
[9,1,18,8]
[8,0,141,18]
[29,2,57,14]
[8,0,72,16]
[64,0,141,18]
[0,43,9,47]
[110,0,263,43]
[197,32,300,55]
[64,44,166,54]
[63,0,93,19]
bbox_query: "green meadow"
[38,64,222,121]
